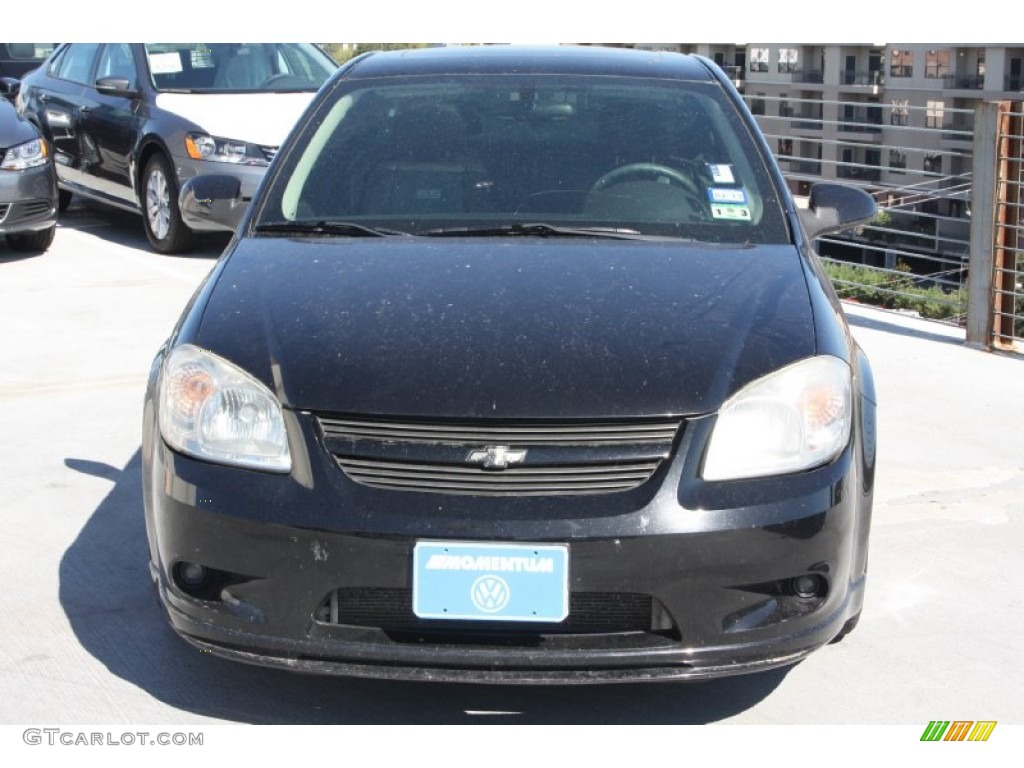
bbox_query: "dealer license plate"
[412,541,569,622]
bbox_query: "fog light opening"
[175,561,210,592]
[791,574,826,599]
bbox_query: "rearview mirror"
[798,183,877,240]
[179,175,247,232]
[0,76,20,101]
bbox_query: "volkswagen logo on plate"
[470,575,510,613]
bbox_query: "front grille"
[336,457,661,494]
[316,415,683,496]
[259,145,278,163]
[321,419,680,444]
[315,588,658,635]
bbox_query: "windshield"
[144,43,334,93]
[256,72,789,242]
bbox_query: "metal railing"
[751,93,1023,349]
[750,93,976,331]
[962,102,1024,350]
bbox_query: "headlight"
[185,132,268,166]
[158,344,290,472]
[702,356,852,481]
[1,137,49,171]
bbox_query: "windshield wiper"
[254,221,409,237]
[419,223,650,240]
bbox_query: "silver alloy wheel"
[146,166,171,241]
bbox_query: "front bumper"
[0,163,58,235]
[143,409,872,684]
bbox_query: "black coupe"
[143,45,878,683]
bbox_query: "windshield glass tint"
[258,73,789,242]
[144,44,334,92]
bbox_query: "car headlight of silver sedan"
[0,137,50,171]
[185,132,269,166]
[159,344,291,472]
[702,356,852,481]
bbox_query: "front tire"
[6,226,56,253]
[141,153,194,254]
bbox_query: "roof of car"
[342,45,717,81]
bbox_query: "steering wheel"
[260,73,298,88]
[590,162,703,198]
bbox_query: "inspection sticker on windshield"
[413,541,569,622]
[148,52,183,75]
[707,164,735,184]
[708,187,747,204]
[711,204,752,221]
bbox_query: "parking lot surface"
[2,201,1022,724]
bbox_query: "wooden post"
[992,103,1022,348]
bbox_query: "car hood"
[193,238,816,419]
[0,99,42,149]
[153,92,315,147]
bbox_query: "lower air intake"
[315,588,667,635]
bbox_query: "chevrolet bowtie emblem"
[467,445,528,470]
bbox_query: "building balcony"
[838,117,883,143]
[941,74,984,90]
[838,120,883,135]
[791,116,824,132]
[837,165,881,183]
[793,69,824,84]
[720,65,744,87]
[941,120,975,146]
[793,160,822,176]
[840,70,884,87]
[1004,75,1023,92]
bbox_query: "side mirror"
[798,183,877,240]
[95,76,139,98]
[180,175,247,231]
[0,76,20,101]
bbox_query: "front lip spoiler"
[179,633,811,684]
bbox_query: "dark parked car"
[16,43,335,253]
[0,43,57,77]
[143,46,878,683]
[0,97,57,252]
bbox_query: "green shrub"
[821,259,965,322]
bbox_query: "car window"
[274,44,336,84]
[260,73,789,243]
[56,43,102,85]
[143,43,333,93]
[5,43,57,60]
[46,45,67,77]
[96,43,138,89]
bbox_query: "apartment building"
[635,44,1023,212]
